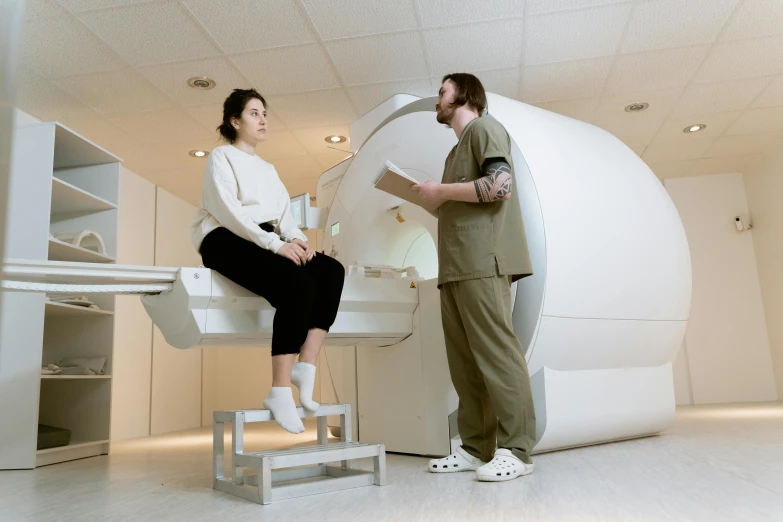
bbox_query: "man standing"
[411,73,536,482]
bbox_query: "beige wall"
[150,188,204,435]
[665,173,777,404]
[744,143,783,401]
[111,168,156,441]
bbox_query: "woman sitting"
[192,88,345,434]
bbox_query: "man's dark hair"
[441,73,487,115]
[217,88,267,143]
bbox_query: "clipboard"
[373,160,440,213]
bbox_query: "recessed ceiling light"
[189,149,208,158]
[325,135,346,143]
[624,102,649,113]
[187,77,216,90]
[683,124,707,133]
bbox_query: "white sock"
[263,387,304,434]
[291,362,319,412]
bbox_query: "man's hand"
[292,238,315,263]
[411,181,447,208]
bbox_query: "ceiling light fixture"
[683,124,707,133]
[325,135,346,143]
[189,149,208,158]
[624,102,649,113]
[187,77,216,90]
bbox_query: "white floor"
[2,403,783,522]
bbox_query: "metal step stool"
[213,404,386,505]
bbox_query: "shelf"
[36,439,109,467]
[45,301,114,318]
[52,123,121,169]
[41,375,111,380]
[51,177,117,215]
[48,237,115,264]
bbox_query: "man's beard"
[436,106,453,126]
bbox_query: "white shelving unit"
[0,122,121,469]
[50,178,117,214]
[45,301,114,318]
[48,237,116,263]
[41,375,113,380]
[36,440,110,468]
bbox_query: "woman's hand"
[292,239,315,263]
[277,242,307,265]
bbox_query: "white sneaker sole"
[476,463,534,482]
[428,462,482,473]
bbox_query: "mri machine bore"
[1,92,691,458]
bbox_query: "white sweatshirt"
[191,144,308,254]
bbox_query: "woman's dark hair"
[217,88,267,143]
[441,73,487,115]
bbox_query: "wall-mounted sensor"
[735,214,752,232]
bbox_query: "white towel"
[58,357,106,375]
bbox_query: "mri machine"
[1,92,691,457]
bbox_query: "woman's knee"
[319,254,345,279]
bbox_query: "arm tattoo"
[474,160,512,203]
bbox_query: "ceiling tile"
[724,107,783,135]
[273,156,324,181]
[21,16,125,78]
[721,0,783,41]
[526,3,632,65]
[301,0,418,39]
[122,139,219,174]
[416,0,525,28]
[19,66,40,84]
[528,0,629,15]
[671,77,774,117]
[282,177,321,198]
[58,0,154,12]
[348,79,434,115]
[291,125,351,155]
[58,117,142,159]
[605,46,710,95]
[689,154,763,176]
[17,80,100,122]
[232,45,340,95]
[185,104,223,132]
[108,109,215,144]
[327,32,428,85]
[425,19,524,76]
[79,2,220,66]
[139,57,252,107]
[183,0,315,53]
[593,88,682,144]
[25,0,67,18]
[314,151,352,170]
[703,133,782,158]
[694,35,783,84]
[628,144,647,156]
[620,0,740,53]
[186,103,287,136]
[534,97,599,122]
[652,111,742,142]
[752,75,783,108]
[522,57,613,103]
[255,130,310,160]
[54,68,173,115]
[267,89,358,129]
[642,136,715,163]
[475,68,520,100]
[647,160,696,179]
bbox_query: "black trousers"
[199,226,345,356]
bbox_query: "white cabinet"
[0,122,120,468]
